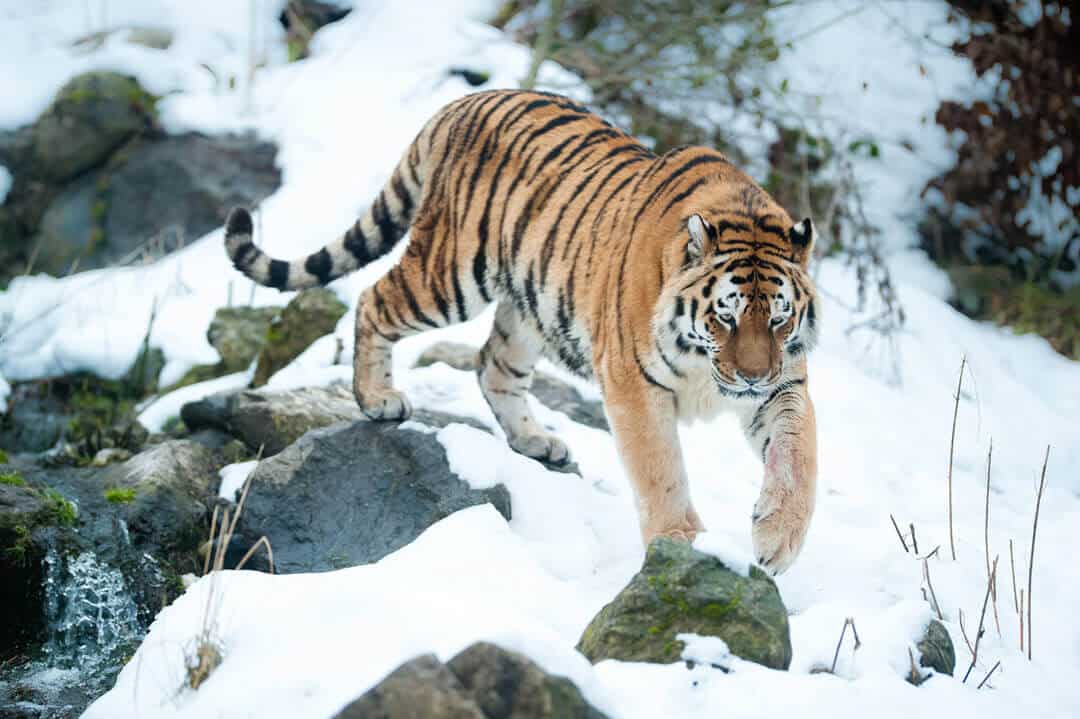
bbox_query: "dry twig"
[962,556,998,683]
[889,514,909,553]
[947,356,965,560]
[984,441,1001,637]
[829,617,861,674]
[977,660,1001,689]
[1027,446,1050,661]
[921,558,944,621]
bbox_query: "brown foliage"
[924,1,1078,274]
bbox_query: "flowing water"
[1,548,147,718]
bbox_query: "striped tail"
[224,153,422,291]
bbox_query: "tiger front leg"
[604,376,704,544]
[739,379,818,575]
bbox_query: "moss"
[4,525,33,566]
[42,489,77,526]
[0,449,8,464]
[0,472,26,487]
[104,487,137,504]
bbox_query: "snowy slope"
[0,1,1077,717]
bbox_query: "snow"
[217,460,257,502]
[0,1,1074,718]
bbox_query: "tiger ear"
[789,217,815,266]
[686,214,711,263]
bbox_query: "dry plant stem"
[958,609,975,657]
[977,661,1001,689]
[203,505,221,577]
[984,441,1001,637]
[962,556,998,683]
[235,535,275,573]
[947,356,966,561]
[889,514,909,552]
[922,558,944,620]
[909,523,919,555]
[829,618,861,674]
[907,647,921,685]
[1019,590,1025,653]
[1027,445,1050,661]
[1009,539,1019,613]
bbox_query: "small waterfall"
[1,549,146,718]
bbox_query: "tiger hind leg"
[478,303,571,466]
[354,240,484,420]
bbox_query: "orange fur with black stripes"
[225,89,821,573]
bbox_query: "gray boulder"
[232,416,510,573]
[333,643,606,719]
[181,383,365,456]
[577,538,791,669]
[31,131,280,275]
[415,342,608,431]
[0,478,50,656]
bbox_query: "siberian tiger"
[224,89,820,574]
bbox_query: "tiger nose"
[736,371,767,387]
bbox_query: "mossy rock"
[31,72,158,182]
[577,538,791,669]
[252,288,346,386]
[916,619,955,677]
[167,305,282,391]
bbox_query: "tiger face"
[665,213,819,400]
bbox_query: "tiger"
[224,89,820,574]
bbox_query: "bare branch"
[977,660,1001,689]
[962,555,998,683]
[947,356,965,561]
[1027,445,1050,660]
[889,514,909,553]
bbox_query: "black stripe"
[660,175,710,217]
[232,241,258,269]
[268,259,290,290]
[372,194,402,251]
[394,268,440,328]
[656,339,684,378]
[391,172,413,221]
[634,352,674,393]
[304,248,333,285]
[343,224,371,263]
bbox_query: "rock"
[209,306,281,372]
[0,385,69,453]
[96,440,219,566]
[0,481,49,657]
[576,538,791,669]
[447,642,607,719]
[333,643,607,719]
[280,0,352,62]
[415,342,608,431]
[916,619,955,677]
[252,288,347,386]
[333,654,485,719]
[232,415,510,573]
[171,305,281,389]
[90,448,131,467]
[181,383,364,456]
[31,131,280,276]
[31,72,157,182]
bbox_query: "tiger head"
[663,207,820,400]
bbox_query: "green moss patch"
[0,472,26,487]
[104,487,137,504]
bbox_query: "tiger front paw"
[357,388,413,421]
[642,502,705,545]
[752,445,814,574]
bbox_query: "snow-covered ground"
[1,1,1078,717]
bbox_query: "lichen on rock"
[577,538,791,669]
